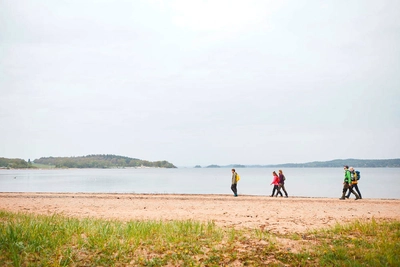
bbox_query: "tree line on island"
[1,156,400,169]
[0,158,34,169]
[0,155,176,169]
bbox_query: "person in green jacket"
[340,165,360,200]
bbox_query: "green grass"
[305,219,400,266]
[0,211,399,266]
[30,163,56,169]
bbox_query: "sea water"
[0,168,399,199]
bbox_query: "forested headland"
[202,158,400,168]
[0,158,35,169]
[0,155,176,169]
[249,158,400,168]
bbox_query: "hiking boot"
[339,197,345,200]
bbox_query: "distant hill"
[204,164,246,168]
[215,159,400,168]
[33,154,177,169]
[205,165,221,168]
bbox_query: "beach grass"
[0,211,399,266]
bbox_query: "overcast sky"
[1,0,399,167]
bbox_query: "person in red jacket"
[270,171,283,197]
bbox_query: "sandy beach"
[1,193,399,234]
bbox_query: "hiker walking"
[277,169,289,198]
[270,171,283,197]
[340,166,360,200]
[346,167,362,199]
[231,169,239,197]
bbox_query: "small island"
[0,155,176,169]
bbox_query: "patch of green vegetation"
[0,211,398,266]
[30,163,56,169]
[303,219,400,266]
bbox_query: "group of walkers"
[230,168,289,198]
[231,166,362,199]
[340,165,362,200]
[270,170,289,197]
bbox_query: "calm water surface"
[0,168,399,199]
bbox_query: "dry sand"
[1,193,399,234]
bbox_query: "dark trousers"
[342,183,359,198]
[277,184,288,197]
[231,184,237,196]
[271,185,283,196]
[346,184,362,198]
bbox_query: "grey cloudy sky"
[1,0,399,167]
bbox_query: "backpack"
[355,170,360,180]
[236,174,240,182]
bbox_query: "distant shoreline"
[2,156,400,169]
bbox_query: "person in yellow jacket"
[346,167,362,199]
[231,169,239,197]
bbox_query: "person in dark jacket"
[277,169,289,198]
